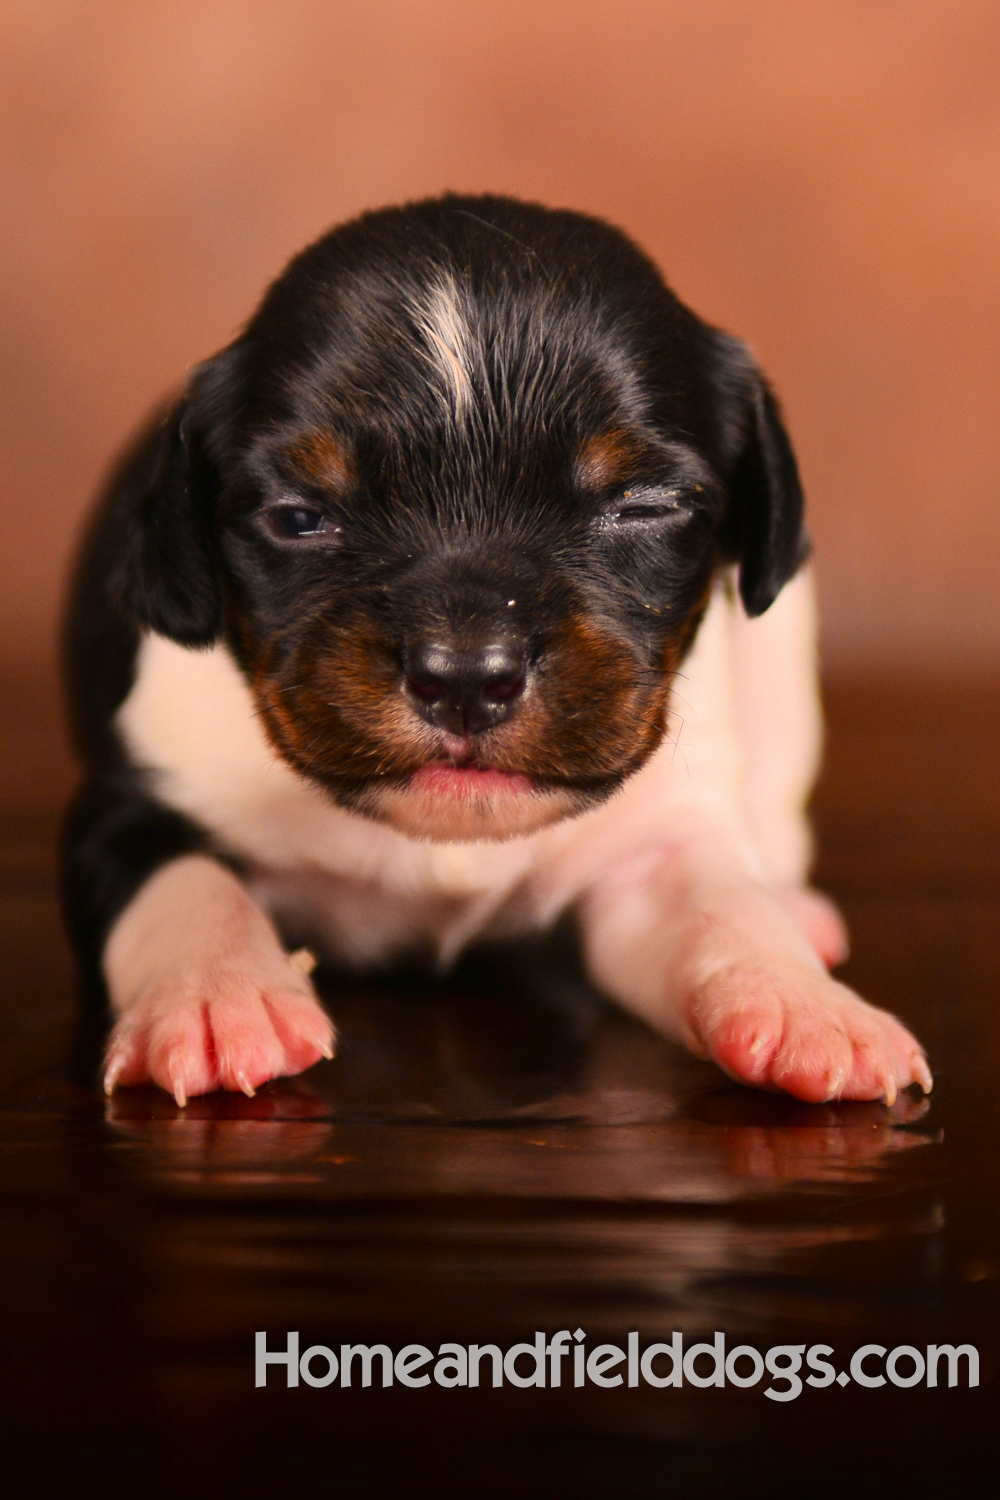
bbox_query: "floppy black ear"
[724,360,810,618]
[114,395,223,646]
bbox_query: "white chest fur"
[115,577,813,969]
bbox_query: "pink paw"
[103,968,335,1106]
[687,962,932,1105]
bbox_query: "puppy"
[61,193,932,1107]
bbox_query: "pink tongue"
[411,765,533,798]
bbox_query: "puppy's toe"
[262,989,336,1073]
[209,983,334,1093]
[103,1013,154,1095]
[201,983,289,1095]
[144,995,221,1105]
[104,993,217,1104]
[839,1004,933,1104]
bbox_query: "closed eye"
[264,503,339,541]
[608,490,686,523]
[613,503,679,521]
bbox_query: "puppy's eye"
[609,491,684,523]
[613,504,677,521]
[266,505,334,540]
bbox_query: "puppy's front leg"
[103,855,334,1104]
[579,817,932,1104]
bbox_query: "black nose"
[406,641,527,737]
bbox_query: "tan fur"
[575,429,644,489]
[288,430,353,490]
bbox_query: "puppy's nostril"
[482,675,524,704]
[409,678,448,703]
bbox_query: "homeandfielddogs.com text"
[256,1331,979,1401]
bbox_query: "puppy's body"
[62,195,930,1106]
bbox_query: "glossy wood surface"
[0,678,997,1496]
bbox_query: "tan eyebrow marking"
[575,429,644,490]
[288,430,353,489]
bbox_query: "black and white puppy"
[61,194,931,1107]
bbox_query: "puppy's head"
[128,195,807,841]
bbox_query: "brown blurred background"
[2,0,999,804]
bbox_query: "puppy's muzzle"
[405,640,527,738]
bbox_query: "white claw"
[824,1067,847,1101]
[912,1054,934,1095]
[883,1075,898,1108]
[236,1072,256,1099]
[103,1055,124,1097]
[320,1041,335,1061]
[171,1073,188,1109]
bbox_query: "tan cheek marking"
[249,620,434,785]
[492,612,669,781]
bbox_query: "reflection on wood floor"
[0,677,997,1496]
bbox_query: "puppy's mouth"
[377,756,567,841]
[410,762,536,800]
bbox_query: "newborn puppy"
[61,193,932,1107]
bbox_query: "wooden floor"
[1,676,998,1497]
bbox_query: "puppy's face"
[229,417,720,841]
[135,197,806,841]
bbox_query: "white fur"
[115,568,818,972]
[410,276,476,418]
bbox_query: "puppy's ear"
[114,398,223,646]
[718,341,810,617]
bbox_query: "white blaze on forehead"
[410,275,475,416]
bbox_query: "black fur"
[61,770,211,1004]
[61,193,809,1004]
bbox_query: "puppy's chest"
[116,635,566,965]
[115,598,742,967]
